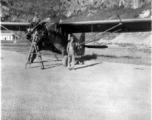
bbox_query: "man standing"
[32,12,40,26]
[67,37,75,70]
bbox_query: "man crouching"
[67,37,76,70]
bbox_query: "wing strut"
[84,29,121,45]
[78,22,122,46]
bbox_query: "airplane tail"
[72,33,85,56]
[78,33,85,55]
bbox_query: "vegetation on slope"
[1,0,151,22]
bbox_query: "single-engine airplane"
[1,17,151,68]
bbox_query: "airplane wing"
[58,18,151,33]
[0,18,51,31]
[0,22,30,31]
[1,18,151,32]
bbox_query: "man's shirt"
[67,42,75,56]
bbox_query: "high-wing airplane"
[1,17,151,67]
[1,18,151,32]
[1,22,30,31]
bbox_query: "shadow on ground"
[82,54,98,60]
[76,54,97,63]
[75,54,102,70]
[75,61,102,70]
[75,54,98,66]
[25,63,62,70]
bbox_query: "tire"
[62,55,68,67]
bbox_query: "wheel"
[62,55,68,67]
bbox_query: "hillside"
[1,0,151,22]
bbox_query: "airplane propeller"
[15,18,51,45]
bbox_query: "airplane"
[1,17,151,68]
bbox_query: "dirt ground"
[1,49,151,120]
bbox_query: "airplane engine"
[25,28,32,41]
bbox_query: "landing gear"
[62,55,68,67]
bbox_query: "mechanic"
[67,36,76,70]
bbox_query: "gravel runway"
[1,50,151,120]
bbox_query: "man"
[67,37,75,70]
[32,12,40,26]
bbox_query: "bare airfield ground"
[1,47,151,120]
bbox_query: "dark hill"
[1,0,151,22]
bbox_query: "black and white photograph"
[1,0,151,119]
